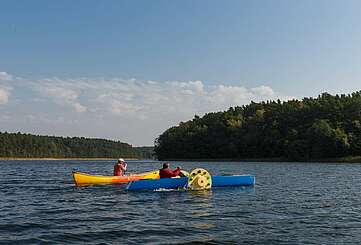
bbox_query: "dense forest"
[155,91,361,161]
[0,132,154,159]
[136,146,156,160]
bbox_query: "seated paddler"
[114,158,127,176]
[159,163,182,178]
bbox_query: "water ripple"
[1,160,361,244]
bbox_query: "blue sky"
[1,0,361,145]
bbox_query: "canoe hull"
[73,171,160,186]
[126,177,188,191]
[212,175,255,187]
[126,175,255,191]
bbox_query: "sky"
[1,0,361,146]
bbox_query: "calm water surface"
[1,160,361,244]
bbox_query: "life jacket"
[159,167,181,178]
[113,163,126,176]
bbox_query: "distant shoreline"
[2,156,361,163]
[0,157,139,161]
[163,156,361,163]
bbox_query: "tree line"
[0,132,154,159]
[154,91,361,161]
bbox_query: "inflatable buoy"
[187,168,212,190]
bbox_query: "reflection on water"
[189,190,213,218]
[188,189,213,198]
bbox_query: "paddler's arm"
[120,163,127,171]
[172,167,182,177]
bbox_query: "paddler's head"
[162,163,170,169]
[118,158,125,164]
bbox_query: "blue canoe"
[126,175,255,191]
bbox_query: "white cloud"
[0,88,9,104]
[2,75,291,145]
[36,85,87,113]
[251,85,275,97]
[0,72,12,81]
[74,102,87,113]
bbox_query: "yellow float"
[187,168,212,190]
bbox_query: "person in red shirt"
[114,158,127,176]
[159,163,182,178]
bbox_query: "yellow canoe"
[73,170,160,186]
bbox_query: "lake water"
[1,160,361,244]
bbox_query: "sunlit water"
[1,160,361,244]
